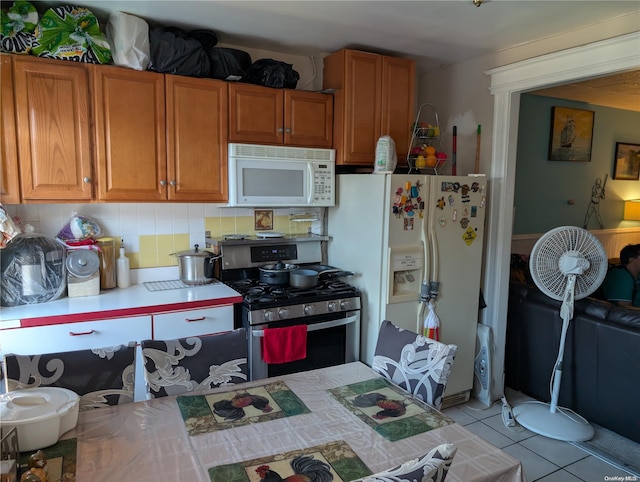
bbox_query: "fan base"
[513,401,594,442]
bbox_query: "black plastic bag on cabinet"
[242,58,299,89]
[148,26,209,77]
[205,47,252,80]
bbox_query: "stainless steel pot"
[172,244,221,285]
[259,261,299,285]
[290,268,319,288]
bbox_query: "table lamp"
[623,199,640,221]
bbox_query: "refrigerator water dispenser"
[388,246,423,303]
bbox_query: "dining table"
[42,361,524,482]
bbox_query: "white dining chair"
[3,342,137,411]
[351,442,457,482]
[140,328,248,398]
[372,320,457,410]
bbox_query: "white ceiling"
[35,0,640,110]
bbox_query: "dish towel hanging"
[261,325,308,364]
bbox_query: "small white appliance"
[227,143,335,207]
[327,173,487,404]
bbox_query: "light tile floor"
[441,388,639,482]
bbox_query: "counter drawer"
[0,316,152,358]
[152,306,233,340]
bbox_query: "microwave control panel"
[312,163,334,206]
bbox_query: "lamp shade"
[623,199,640,221]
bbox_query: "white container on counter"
[117,245,131,288]
[66,249,101,297]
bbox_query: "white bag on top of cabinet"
[106,11,150,71]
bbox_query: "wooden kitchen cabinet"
[94,65,167,202]
[166,75,228,202]
[323,49,415,167]
[12,56,94,201]
[94,66,230,202]
[229,83,333,148]
[1,54,20,204]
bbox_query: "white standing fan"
[513,226,607,442]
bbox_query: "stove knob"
[327,301,338,312]
[303,304,315,315]
[278,308,289,319]
[340,299,352,310]
[264,310,275,322]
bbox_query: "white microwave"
[228,143,336,207]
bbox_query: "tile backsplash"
[3,203,322,269]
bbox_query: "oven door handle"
[251,313,359,337]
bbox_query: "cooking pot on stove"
[290,268,319,288]
[171,244,221,285]
[259,261,298,285]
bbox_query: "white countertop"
[0,269,242,327]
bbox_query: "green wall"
[513,94,640,235]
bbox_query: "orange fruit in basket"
[425,146,436,156]
[426,155,438,168]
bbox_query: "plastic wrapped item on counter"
[31,5,112,64]
[56,213,102,244]
[105,10,150,71]
[0,225,67,307]
[0,0,38,54]
[0,203,20,248]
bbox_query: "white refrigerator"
[327,173,486,401]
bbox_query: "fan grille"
[530,226,608,301]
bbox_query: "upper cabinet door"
[1,54,20,204]
[166,75,228,202]
[228,83,284,144]
[94,65,166,202]
[381,56,415,165]
[284,90,333,148]
[323,49,382,165]
[13,56,93,201]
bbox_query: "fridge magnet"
[438,216,447,227]
[447,195,455,206]
[460,218,469,229]
[436,197,445,210]
[471,182,480,192]
[452,210,458,222]
[254,210,273,230]
[548,106,594,162]
[613,142,640,180]
[462,227,477,246]
[404,218,414,231]
[441,182,460,193]
[471,206,478,217]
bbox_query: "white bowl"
[0,387,79,452]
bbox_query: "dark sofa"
[505,281,640,443]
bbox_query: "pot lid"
[173,244,216,258]
[66,249,100,277]
[0,387,79,425]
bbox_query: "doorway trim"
[481,32,640,403]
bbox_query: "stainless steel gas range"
[207,233,360,381]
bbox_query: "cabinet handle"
[185,316,206,322]
[285,128,291,133]
[277,127,284,133]
[169,180,176,187]
[69,329,95,336]
[160,180,167,187]
[83,177,91,183]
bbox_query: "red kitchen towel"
[261,325,307,364]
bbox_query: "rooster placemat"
[328,377,454,442]
[177,381,311,436]
[18,438,77,481]
[208,440,371,482]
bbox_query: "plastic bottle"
[116,241,131,288]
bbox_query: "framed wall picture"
[548,106,595,162]
[254,209,273,230]
[613,142,640,180]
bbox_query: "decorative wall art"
[613,142,640,180]
[548,106,595,162]
[254,209,273,230]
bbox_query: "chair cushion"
[372,320,457,410]
[351,443,457,482]
[4,342,137,410]
[141,328,248,398]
